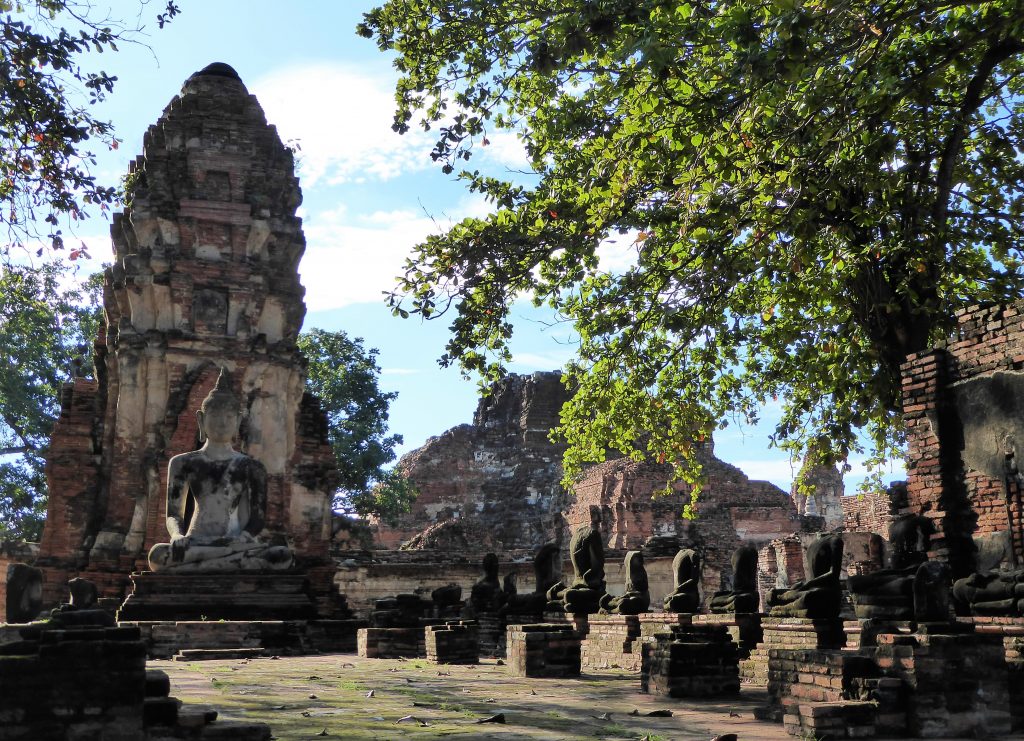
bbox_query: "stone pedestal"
[357,627,425,659]
[506,623,581,678]
[875,627,1011,738]
[0,619,271,740]
[582,614,643,671]
[640,624,740,697]
[425,621,479,664]
[475,611,503,657]
[693,612,763,658]
[125,619,367,659]
[117,572,318,621]
[745,617,845,686]
[958,616,1024,731]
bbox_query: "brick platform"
[357,627,425,659]
[693,612,763,658]
[640,624,740,697]
[960,617,1024,731]
[0,620,271,740]
[118,572,319,622]
[425,621,479,664]
[506,623,581,678]
[582,615,643,671]
[876,627,1011,738]
[127,619,366,659]
[745,617,846,686]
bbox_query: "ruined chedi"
[35,63,338,609]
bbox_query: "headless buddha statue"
[849,485,936,619]
[709,545,760,614]
[148,369,292,572]
[663,548,701,613]
[767,534,844,619]
[470,553,505,612]
[546,506,606,614]
[600,550,651,615]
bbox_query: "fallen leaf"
[475,713,506,724]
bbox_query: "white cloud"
[251,63,435,187]
[596,232,639,274]
[509,350,575,372]
[300,206,435,310]
[730,458,800,485]
[300,195,490,311]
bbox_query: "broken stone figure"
[709,544,760,613]
[952,568,1024,616]
[502,543,560,617]
[5,563,43,623]
[547,505,606,614]
[767,533,844,619]
[849,482,940,619]
[663,548,702,613]
[601,550,651,615]
[148,369,292,572]
[470,553,506,612]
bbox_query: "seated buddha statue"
[709,544,760,614]
[849,485,936,619]
[546,506,606,614]
[148,369,292,572]
[600,550,651,615]
[663,548,701,613]
[767,534,844,619]
[470,553,505,613]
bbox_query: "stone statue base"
[117,572,317,621]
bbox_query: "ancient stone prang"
[36,62,339,609]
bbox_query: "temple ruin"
[34,62,339,612]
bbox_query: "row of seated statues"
[469,506,761,617]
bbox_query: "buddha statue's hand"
[170,535,191,562]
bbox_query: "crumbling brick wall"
[902,301,1024,575]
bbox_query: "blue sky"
[37,0,904,493]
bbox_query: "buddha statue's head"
[198,368,240,445]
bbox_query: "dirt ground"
[158,654,790,740]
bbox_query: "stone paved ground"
[158,654,785,740]
[160,654,1024,740]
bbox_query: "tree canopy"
[361,0,1024,500]
[0,0,178,256]
[0,261,101,540]
[298,328,416,524]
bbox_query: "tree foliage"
[0,0,178,255]
[361,0,1024,501]
[298,328,416,524]
[0,261,101,540]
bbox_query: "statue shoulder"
[168,450,203,472]
[233,451,267,473]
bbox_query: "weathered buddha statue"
[546,506,606,614]
[709,545,760,614]
[849,483,937,619]
[952,569,1024,616]
[470,552,505,613]
[767,533,844,619]
[502,543,559,617]
[663,548,702,613]
[147,370,293,572]
[600,550,651,615]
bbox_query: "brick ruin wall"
[372,372,571,552]
[902,300,1024,576]
[841,490,894,537]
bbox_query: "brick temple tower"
[35,63,338,608]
